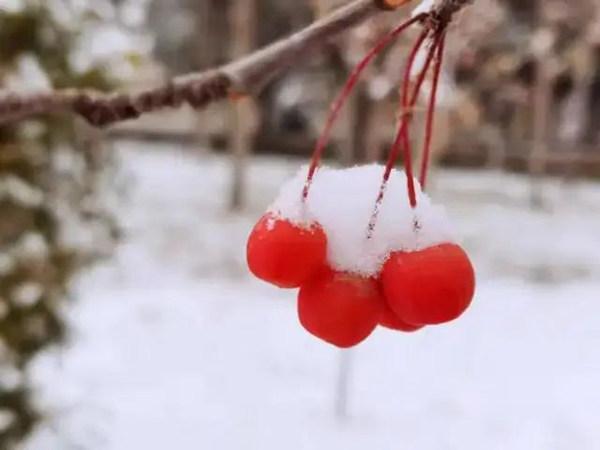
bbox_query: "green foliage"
[0,2,119,447]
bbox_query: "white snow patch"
[412,0,438,17]
[21,143,600,450]
[268,165,456,276]
[3,54,51,91]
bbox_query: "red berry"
[379,301,424,332]
[247,213,327,288]
[298,268,383,348]
[381,243,475,325]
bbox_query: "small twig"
[393,27,431,208]
[366,27,441,237]
[419,31,446,188]
[302,13,426,201]
[366,0,471,235]
[0,0,473,128]
[431,0,473,24]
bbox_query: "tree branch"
[432,0,473,24]
[0,0,472,128]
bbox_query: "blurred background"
[1,0,599,449]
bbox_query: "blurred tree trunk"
[194,0,230,69]
[584,46,600,145]
[229,0,259,211]
[529,31,554,208]
[350,85,373,163]
[194,1,230,152]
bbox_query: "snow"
[412,0,437,17]
[4,54,51,91]
[269,165,456,276]
[24,142,600,450]
[407,0,457,109]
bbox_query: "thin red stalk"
[366,29,443,237]
[419,31,445,189]
[380,28,438,204]
[302,13,427,201]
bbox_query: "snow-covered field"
[25,142,600,450]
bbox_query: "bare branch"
[0,71,232,128]
[432,0,473,24]
[0,0,473,128]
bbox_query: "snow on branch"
[0,0,473,128]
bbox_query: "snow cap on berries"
[268,165,457,277]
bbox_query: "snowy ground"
[25,142,600,450]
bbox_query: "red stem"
[380,28,439,207]
[302,13,427,201]
[419,31,445,189]
[366,30,442,237]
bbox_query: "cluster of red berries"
[247,6,475,348]
[247,213,475,348]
